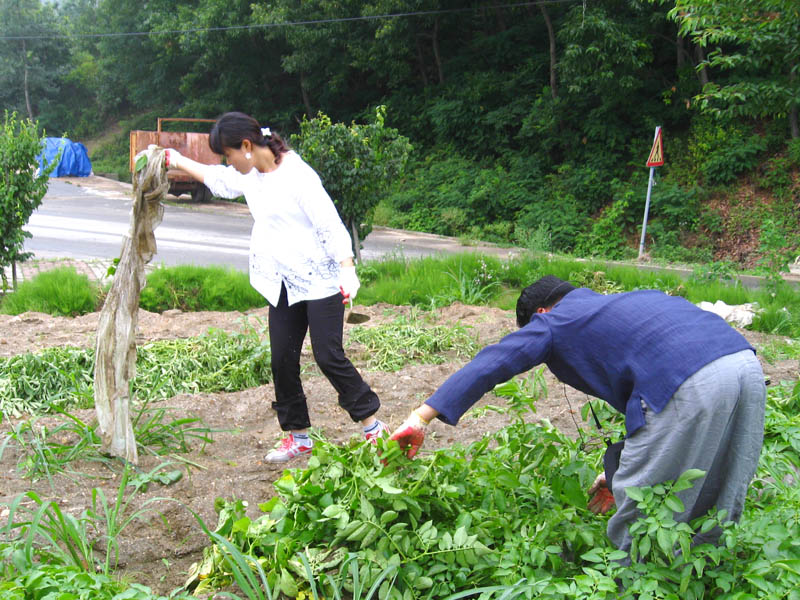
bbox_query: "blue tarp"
[36,137,92,177]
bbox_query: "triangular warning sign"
[647,127,664,167]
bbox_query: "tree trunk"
[540,5,558,99]
[12,260,17,289]
[350,219,362,264]
[790,68,799,139]
[22,40,33,119]
[493,6,507,32]
[415,35,429,86]
[695,44,710,88]
[432,18,444,85]
[300,72,313,117]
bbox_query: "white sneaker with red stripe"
[265,434,313,463]
[364,420,388,444]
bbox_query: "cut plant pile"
[0,302,798,599]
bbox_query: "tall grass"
[356,253,800,336]
[0,267,99,316]
[140,264,266,312]
[6,257,797,336]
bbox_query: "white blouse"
[201,151,354,306]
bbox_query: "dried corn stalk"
[94,146,167,463]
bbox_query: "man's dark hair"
[516,275,576,327]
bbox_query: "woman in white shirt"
[165,112,385,462]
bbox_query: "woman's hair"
[209,111,290,164]
[515,275,576,327]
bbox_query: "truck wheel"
[191,184,213,203]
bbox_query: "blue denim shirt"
[426,288,754,435]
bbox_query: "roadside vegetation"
[3,257,799,338]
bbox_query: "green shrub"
[648,227,713,264]
[384,152,535,243]
[787,137,800,166]
[0,267,99,316]
[686,118,767,186]
[651,180,703,232]
[575,197,635,260]
[140,265,266,313]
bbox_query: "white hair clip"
[261,127,272,138]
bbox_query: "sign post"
[638,126,664,260]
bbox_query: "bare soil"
[0,303,797,596]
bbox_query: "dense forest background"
[2,0,798,271]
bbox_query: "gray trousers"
[607,349,766,552]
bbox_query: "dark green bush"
[703,133,767,185]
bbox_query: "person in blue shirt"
[390,275,766,554]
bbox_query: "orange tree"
[291,106,411,262]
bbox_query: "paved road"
[6,175,518,284]
[23,179,252,271]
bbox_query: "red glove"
[164,148,182,169]
[587,473,616,514]
[389,410,429,459]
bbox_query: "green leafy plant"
[0,480,195,599]
[3,401,212,484]
[756,218,795,294]
[0,111,53,291]
[292,107,412,260]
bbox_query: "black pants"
[268,284,380,431]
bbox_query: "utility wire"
[1,0,582,41]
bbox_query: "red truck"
[129,117,222,202]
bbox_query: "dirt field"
[0,302,797,596]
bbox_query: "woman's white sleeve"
[198,165,247,200]
[298,175,354,262]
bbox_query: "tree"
[668,0,800,138]
[0,0,70,123]
[0,110,52,290]
[292,106,412,262]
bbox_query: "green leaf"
[135,154,148,172]
[453,526,467,547]
[374,477,403,494]
[625,487,644,502]
[581,549,603,563]
[380,510,398,525]
[279,567,298,597]
[665,495,685,513]
[322,504,344,519]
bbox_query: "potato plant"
[191,380,800,600]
